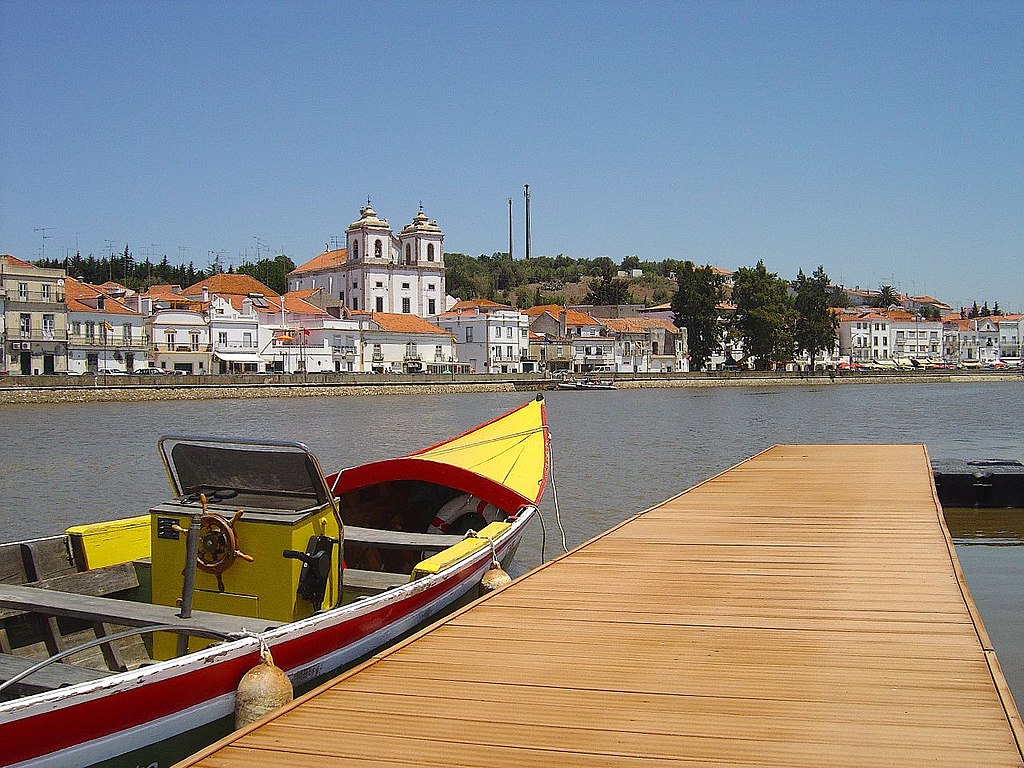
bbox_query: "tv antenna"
[34,227,54,260]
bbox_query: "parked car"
[96,368,128,376]
[168,369,191,375]
[134,367,166,375]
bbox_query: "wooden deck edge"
[173,447,782,767]
[924,442,1024,759]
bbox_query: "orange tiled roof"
[281,292,330,316]
[0,254,33,266]
[447,299,511,312]
[371,313,449,335]
[523,305,600,326]
[183,273,278,298]
[601,317,680,333]
[290,249,348,275]
[64,277,140,315]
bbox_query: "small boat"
[0,397,550,768]
[555,377,616,391]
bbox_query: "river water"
[1,381,1022,703]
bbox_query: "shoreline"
[0,371,1019,405]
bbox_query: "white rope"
[547,437,569,554]
[464,529,500,568]
[239,628,271,660]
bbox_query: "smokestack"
[524,184,531,260]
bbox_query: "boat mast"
[508,197,514,260]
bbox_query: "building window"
[376,296,384,312]
[428,298,436,315]
[41,314,55,337]
[402,282,410,290]
[71,321,81,335]
[190,334,201,351]
[352,240,359,259]
[165,331,175,347]
[466,327,473,343]
[375,281,383,288]
[428,283,435,291]
[435,345,442,359]
[18,283,28,300]
[427,243,435,261]
[352,296,358,311]
[218,332,228,346]
[41,284,51,301]
[123,324,132,343]
[402,297,411,313]
[405,244,411,263]
[375,239,382,259]
[405,342,417,358]
[243,332,252,347]
[507,345,513,359]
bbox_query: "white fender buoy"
[235,646,293,729]
[480,562,512,593]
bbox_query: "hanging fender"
[427,494,504,534]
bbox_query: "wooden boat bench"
[0,651,112,696]
[342,568,410,593]
[344,526,463,552]
[0,582,283,639]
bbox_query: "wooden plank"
[180,445,1024,768]
[343,526,462,551]
[343,569,409,593]
[0,583,283,635]
[0,651,111,694]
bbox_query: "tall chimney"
[524,184,531,260]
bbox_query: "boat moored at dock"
[0,397,550,768]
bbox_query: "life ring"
[428,494,504,535]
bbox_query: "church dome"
[400,206,442,235]
[348,203,390,231]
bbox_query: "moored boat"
[0,396,550,768]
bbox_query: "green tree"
[585,275,633,305]
[671,262,722,371]
[794,266,838,370]
[731,260,796,370]
[237,253,296,294]
[873,285,900,309]
[827,286,852,308]
[621,255,641,272]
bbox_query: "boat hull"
[0,512,531,768]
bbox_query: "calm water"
[1,382,1022,702]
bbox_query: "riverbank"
[0,370,1019,405]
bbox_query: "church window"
[376,296,384,312]
[428,283,435,291]
[427,243,435,261]
[405,244,411,263]
[353,296,359,310]
[428,299,436,315]
[375,239,383,259]
[402,282,410,290]
[402,297,411,313]
[375,281,383,288]
[352,240,359,259]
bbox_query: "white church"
[288,204,448,316]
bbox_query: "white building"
[599,317,688,373]
[525,305,615,373]
[65,278,148,373]
[433,300,530,374]
[838,311,891,362]
[0,254,68,375]
[362,312,459,374]
[288,205,447,317]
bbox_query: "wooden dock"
[178,445,1024,767]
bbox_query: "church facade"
[288,204,446,316]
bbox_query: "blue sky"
[1,1,1021,310]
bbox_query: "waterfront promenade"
[177,444,1023,767]
[0,369,1019,405]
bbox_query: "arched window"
[427,243,435,261]
[375,239,382,259]
[352,240,359,259]
[405,243,411,263]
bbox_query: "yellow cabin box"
[150,436,342,659]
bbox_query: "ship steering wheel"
[196,509,254,574]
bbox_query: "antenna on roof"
[34,227,54,260]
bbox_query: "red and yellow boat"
[0,397,549,768]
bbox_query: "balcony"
[404,352,421,361]
[331,345,358,355]
[150,343,213,353]
[372,352,384,362]
[2,288,65,304]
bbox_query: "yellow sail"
[411,397,549,504]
